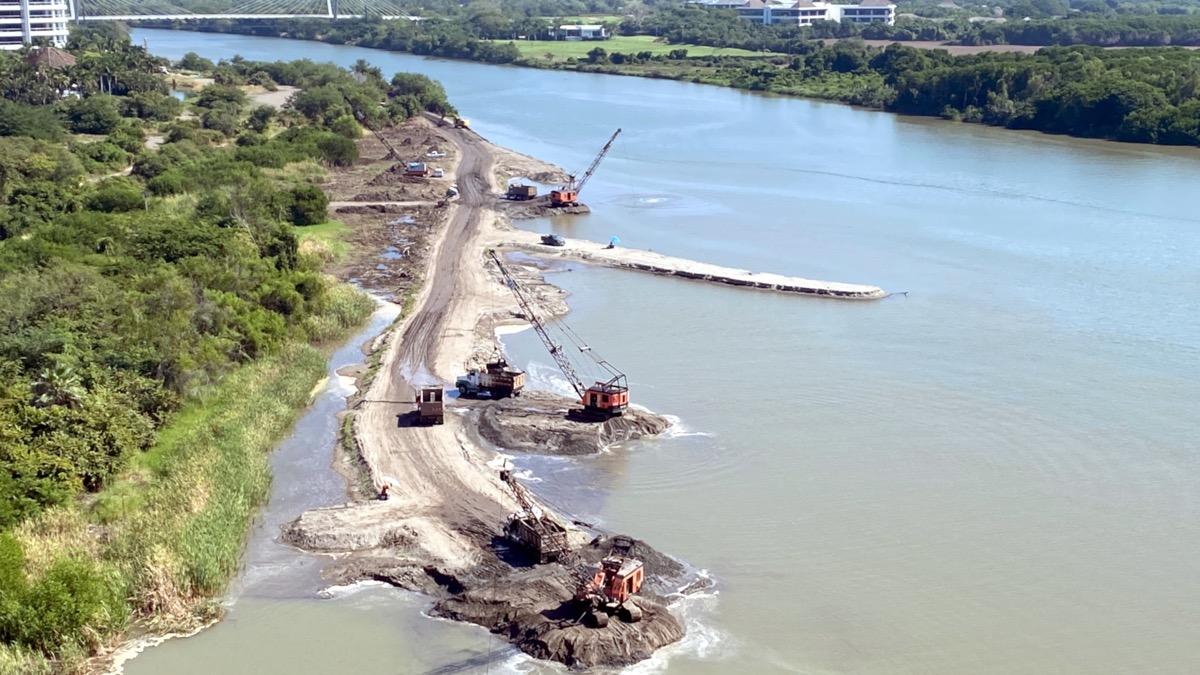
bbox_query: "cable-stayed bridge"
[73,0,421,21]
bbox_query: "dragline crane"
[487,250,629,417]
[550,128,622,208]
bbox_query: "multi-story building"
[838,0,897,24]
[0,0,72,51]
[694,0,896,26]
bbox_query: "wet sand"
[491,227,888,299]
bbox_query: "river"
[127,29,1200,674]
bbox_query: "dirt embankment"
[320,121,459,301]
[466,391,671,456]
[290,119,696,668]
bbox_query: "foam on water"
[658,413,714,440]
[316,579,392,600]
[624,575,733,675]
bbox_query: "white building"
[553,24,609,41]
[696,0,896,26]
[0,0,72,50]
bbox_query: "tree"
[64,95,123,135]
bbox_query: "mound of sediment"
[281,502,417,551]
[431,559,684,669]
[498,196,590,220]
[467,392,670,456]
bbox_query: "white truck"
[456,359,526,398]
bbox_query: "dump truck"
[456,359,525,398]
[415,386,444,425]
[506,184,537,201]
[404,161,429,177]
[500,464,571,564]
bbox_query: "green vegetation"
[0,25,452,668]
[492,34,771,61]
[168,15,1200,146]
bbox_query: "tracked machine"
[574,535,645,628]
[487,250,629,418]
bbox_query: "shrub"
[0,100,64,140]
[178,51,215,72]
[121,92,182,121]
[64,95,123,135]
[330,114,361,139]
[315,134,357,167]
[247,105,274,133]
[288,184,328,226]
[86,177,143,213]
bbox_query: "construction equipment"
[456,358,526,398]
[487,250,629,418]
[415,385,444,425]
[541,234,566,247]
[404,161,429,177]
[346,97,400,160]
[506,184,537,201]
[550,128,621,208]
[453,117,470,129]
[499,462,570,564]
[575,535,645,628]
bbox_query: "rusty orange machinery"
[585,555,644,605]
[581,379,628,417]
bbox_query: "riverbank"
[141,22,1200,148]
[0,288,374,675]
[272,116,706,668]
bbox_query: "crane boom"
[550,128,622,208]
[571,128,621,194]
[487,250,588,399]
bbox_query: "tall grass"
[0,283,374,672]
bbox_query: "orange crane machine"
[550,128,622,208]
[487,250,629,418]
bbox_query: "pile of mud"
[308,530,692,669]
[433,567,683,669]
[465,392,671,456]
[498,195,591,220]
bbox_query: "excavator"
[487,250,629,418]
[499,461,646,627]
[550,128,621,208]
[573,535,645,628]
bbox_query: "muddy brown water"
[130,29,1200,675]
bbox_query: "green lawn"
[498,35,774,61]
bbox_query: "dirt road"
[338,122,529,569]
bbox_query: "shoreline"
[491,227,888,300]
[135,25,1200,153]
[278,118,700,668]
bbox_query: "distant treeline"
[632,6,1200,49]
[151,18,1200,146]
